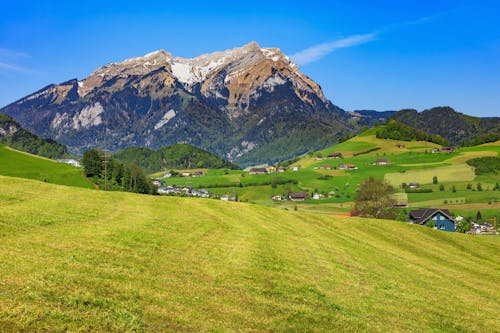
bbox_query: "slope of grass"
[0,144,93,189]
[0,176,498,332]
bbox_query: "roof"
[376,158,389,163]
[328,152,343,157]
[249,167,267,172]
[409,208,454,224]
[289,192,307,199]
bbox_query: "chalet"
[431,148,440,153]
[408,208,455,232]
[292,166,300,171]
[271,195,283,201]
[319,165,332,170]
[181,172,191,177]
[277,166,286,173]
[221,195,236,201]
[266,166,277,173]
[409,182,419,189]
[289,192,307,201]
[469,223,497,235]
[327,152,343,159]
[192,171,205,177]
[312,193,325,200]
[249,167,268,175]
[315,154,324,160]
[338,163,357,170]
[163,172,172,178]
[151,179,164,187]
[57,159,82,168]
[441,147,456,153]
[375,158,391,166]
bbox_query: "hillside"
[0,144,93,189]
[0,113,68,159]
[391,107,500,146]
[114,144,239,174]
[157,129,500,221]
[0,42,354,166]
[0,175,498,332]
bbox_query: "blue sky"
[1,0,499,116]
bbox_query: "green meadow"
[0,144,93,189]
[155,135,499,221]
[0,176,498,332]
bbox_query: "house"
[319,165,332,170]
[338,164,357,170]
[327,152,343,159]
[271,195,283,201]
[277,166,286,173]
[375,158,391,166]
[409,182,419,189]
[289,192,307,201]
[441,147,456,153]
[249,167,268,175]
[151,179,164,187]
[469,223,497,235]
[163,172,172,178]
[432,148,440,153]
[312,193,324,200]
[181,172,191,177]
[315,154,324,160]
[266,166,277,173]
[408,208,455,232]
[292,166,300,171]
[192,171,205,177]
[57,159,82,168]
[221,195,236,201]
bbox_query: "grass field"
[0,175,498,332]
[384,164,476,186]
[0,144,93,189]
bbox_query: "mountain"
[114,144,240,174]
[349,110,396,126]
[390,107,500,146]
[0,42,354,167]
[0,113,68,159]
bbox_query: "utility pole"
[101,149,110,191]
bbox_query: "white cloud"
[0,48,32,73]
[291,33,377,65]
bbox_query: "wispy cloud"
[0,61,31,73]
[0,48,29,59]
[292,10,455,66]
[0,48,32,73]
[292,33,377,65]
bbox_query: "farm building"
[375,158,391,165]
[289,192,307,201]
[338,163,357,170]
[327,152,343,159]
[409,208,455,232]
[249,167,268,175]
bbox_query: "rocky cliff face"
[1,42,354,166]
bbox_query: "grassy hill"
[0,113,68,159]
[391,107,500,146]
[114,144,240,174]
[156,130,500,220]
[0,144,93,189]
[0,175,498,332]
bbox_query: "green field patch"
[385,164,476,186]
[0,144,93,189]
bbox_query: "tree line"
[82,149,154,194]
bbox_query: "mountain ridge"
[1,42,353,166]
